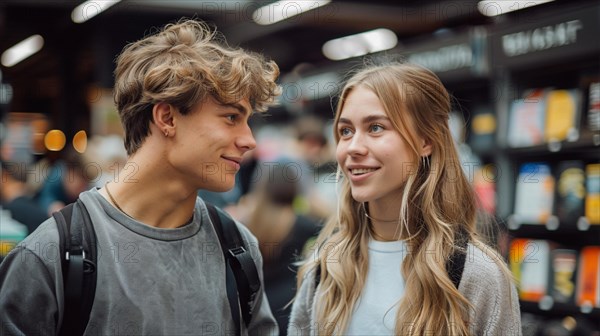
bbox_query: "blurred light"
[323,29,398,61]
[1,35,44,67]
[253,0,331,25]
[73,130,88,153]
[45,130,66,152]
[71,0,122,23]
[478,0,555,17]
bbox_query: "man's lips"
[222,156,242,170]
[222,156,242,164]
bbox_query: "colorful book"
[469,106,496,153]
[510,238,552,302]
[588,82,600,132]
[514,163,555,225]
[473,164,496,215]
[576,246,600,308]
[550,249,578,304]
[586,163,600,225]
[507,89,547,148]
[555,161,586,227]
[544,89,582,143]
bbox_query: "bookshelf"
[490,2,600,331]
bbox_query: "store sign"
[402,28,488,82]
[501,20,582,57]
[491,4,600,67]
[408,43,473,73]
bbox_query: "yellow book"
[544,89,581,142]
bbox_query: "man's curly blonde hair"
[114,19,281,155]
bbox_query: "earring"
[421,155,430,168]
[164,129,169,137]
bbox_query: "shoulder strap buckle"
[65,247,85,261]
[228,246,246,257]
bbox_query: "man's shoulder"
[195,197,260,258]
[8,217,61,267]
[17,217,60,249]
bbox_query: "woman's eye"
[226,114,238,122]
[339,127,353,137]
[370,124,384,133]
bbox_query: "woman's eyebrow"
[338,115,390,125]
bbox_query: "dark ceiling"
[0,0,592,127]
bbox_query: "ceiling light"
[1,35,44,67]
[478,0,555,17]
[253,0,331,25]
[322,29,398,61]
[71,0,122,23]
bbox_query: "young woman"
[288,63,521,336]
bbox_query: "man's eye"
[226,115,237,122]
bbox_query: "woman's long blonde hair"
[297,63,510,335]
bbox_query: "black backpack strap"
[206,202,261,336]
[446,228,469,289]
[54,199,98,336]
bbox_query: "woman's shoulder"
[462,242,511,288]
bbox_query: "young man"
[0,20,281,335]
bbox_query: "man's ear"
[152,102,175,136]
[420,138,432,157]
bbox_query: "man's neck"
[99,151,197,229]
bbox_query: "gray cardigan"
[288,244,522,336]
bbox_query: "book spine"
[586,164,600,225]
[551,249,578,304]
[576,246,600,308]
[555,161,586,226]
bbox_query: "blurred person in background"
[240,158,322,336]
[0,19,280,335]
[0,158,47,234]
[84,134,128,188]
[36,148,92,216]
[289,63,521,335]
[293,116,336,220]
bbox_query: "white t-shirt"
[345,238,407,335]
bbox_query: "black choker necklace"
[362,203,399,223]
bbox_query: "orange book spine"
[576,246,600,308]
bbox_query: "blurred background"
[1,1,599,335]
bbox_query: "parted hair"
[114,19,280,155]
[297,63,512,335]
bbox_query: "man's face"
[167,97,256,192]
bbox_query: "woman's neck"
[364,201,404,241]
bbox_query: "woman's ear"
[152,102,175,136]
[420,139,432,157]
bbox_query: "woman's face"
[335,86,420,205]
